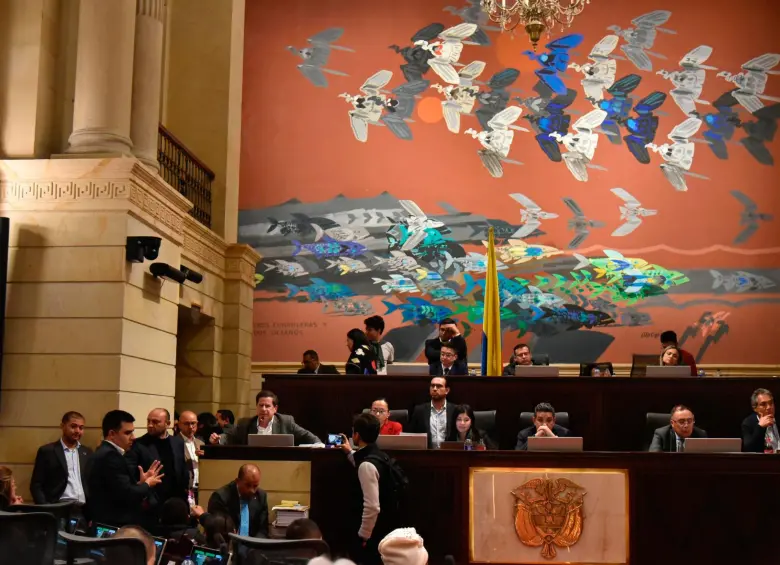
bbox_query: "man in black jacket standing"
[649,405,708,452]
[207,464,269,538]
[409,377,457,448]
[515,403,570,450]
[30,411,92,509]
[87,410,164,526]
[424,319,467,366]
[127,408,190,525]
[339,413,401,565]
[742,388,778,453]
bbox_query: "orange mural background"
[240,0,780,364]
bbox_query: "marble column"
[66,0,136,155]
[130,0,166,170]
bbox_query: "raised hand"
[139,460,164,487]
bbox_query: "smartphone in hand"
[327,434,344,447]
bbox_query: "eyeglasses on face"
[370,408,387,414]
[672,418,694,426]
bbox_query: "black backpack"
[365,452,409,498]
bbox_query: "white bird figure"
[414,23,478,85]
[398,200,445,251]
[568,35,620,103]
[716,53,780,114]
[610,188,657,236]
[645,117,708,191]
[432,60,486,133]
[657,45,717,116]
[509,193,559,238]
[464,106,528,178]
[548,109,609,182]
[338,70,394,142]
[607,10,677,72]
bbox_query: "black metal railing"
[158,124,214,228]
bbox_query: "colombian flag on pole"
[481,227,502,376]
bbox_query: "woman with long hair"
[446,405,496,449]
[0,466,23,510]
[660,345,683,366]
[345,328,378,375]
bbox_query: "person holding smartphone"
[424,319,467,367]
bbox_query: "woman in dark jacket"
[446,404,496,449]
[345,328,378,375]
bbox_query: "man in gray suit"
[209,390,321,446]
[649,405,708,452]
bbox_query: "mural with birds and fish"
[240,0,780,365]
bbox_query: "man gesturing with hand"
[87,410,165,526]
[742,388,779,453]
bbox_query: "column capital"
[137,0,166,22]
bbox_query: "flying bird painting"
[510,193,559,238]
[657,45,717,116]
[645,117,708,191]
[730,190,774,244]
[465,106,527,177]
[523,34,584,95]
[716,53,780,114]
[442,1,498,45]
[569,35,620,103]
[287,28,354,88]
[398,200,446,251]
[432,60,487,133]
[549,108,609,181]
[607,10,676,72]
[611,188,658,236]
[563,197,606,249]
[415,23,479,85]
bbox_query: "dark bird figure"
[389,24,446,83]
[730,190,774,244]
[286,28,354,88]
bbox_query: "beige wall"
[161,0,244,243]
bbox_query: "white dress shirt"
[759,415,780,451]
[59,440,86,505]
[105,440,125,455]
[430,401,448,443]
[182,436,200,487]
[376,342,396,375]
[257,416,275,435]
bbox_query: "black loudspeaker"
[0,217,8,406]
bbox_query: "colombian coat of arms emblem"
[512,477,586,559]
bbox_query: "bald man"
[178,410,205,503]
[111,526,156,565]
[208,464,269,538]
[127,408,189,526]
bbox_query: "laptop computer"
[376,434,428,450]
[247,433,295,447]
[93,523,117,538]
[91,524,167,565]
[683,438,742,453]
[644,365,692,377]
[515,366,560,377]
[191,544,225,564]
[152,537,167,565]
[527,437,583,452]
[386,364,429,376]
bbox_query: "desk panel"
[203,447,780,565]
[261,375,780,450]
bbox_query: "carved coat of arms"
[512,477,586,559]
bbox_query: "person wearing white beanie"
[378,528,428,565]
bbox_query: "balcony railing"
[158,124,214,228]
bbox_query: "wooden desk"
[261,374,780,450]
[203,446,780,565]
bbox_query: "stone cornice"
[182,215,228,275]
[225,243,261,286]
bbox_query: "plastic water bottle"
[698,369,705,377]
[182,559,195,565]
[464,438,474,451]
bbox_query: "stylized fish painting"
[285,278,356,302]
[383,297,453,323]
[264,260,309,277]
[451,302,517,324]
[710,270,775,292]
[293,236,367,258]
[490,239,565,264]
[326,257,371,275]
[372,274,420,294]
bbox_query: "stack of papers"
[272,503,310,527]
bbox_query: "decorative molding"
[251,362,780,377]
[128,179,184,237]
[137,0,165,21]
[0,180,130,201]
[182,215,227,274]
[225,244,261,286]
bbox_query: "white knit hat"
[378,528,428,565]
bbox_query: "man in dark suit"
[127,408,190,525]
[424,319,467,365]
[429,343,468,376]
[515,402,570,450]
[502,343,533,375]
[297,350,340,374]
[649,405,708,452]
[87,410,164,526]
[409,377,457,447]
[741,388,778,453]
[208,464,269,538]
[30,411,92,508]
[210,390,321,446]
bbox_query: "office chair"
[579,362,615,377]
[531,354,550,366]
[229,534,329,565]
[0,510,57,565]
[519,411,570,430]
[6,500,75,531]
[645,412,671,450]
[474,410,497,438]
[361,408,409,429]
[630,354,660,377]
[58,531,148,565]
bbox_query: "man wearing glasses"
[370,399,402,435]
[649,405,708,452]
[178,411,205,504]
[742,388,777,453]
[429,344,468,376]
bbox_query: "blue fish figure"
[523,34,584,95]
[383,297,453,324]
[597,74,642,145]
[292,236,366,258]
[285,278,355,302]
[428,286,461,301]
[452,303,516,324]
[623,90,666,164]
[463,273,528,301]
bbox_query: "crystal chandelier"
[480,0,590,51]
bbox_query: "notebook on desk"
[682,438,742,453]
[247,434,295,447]
[515,366,559,377]
[527,437,583,452]
[376,434,427,450]
[644,366,692,377]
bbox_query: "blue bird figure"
[522,34,584,95]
